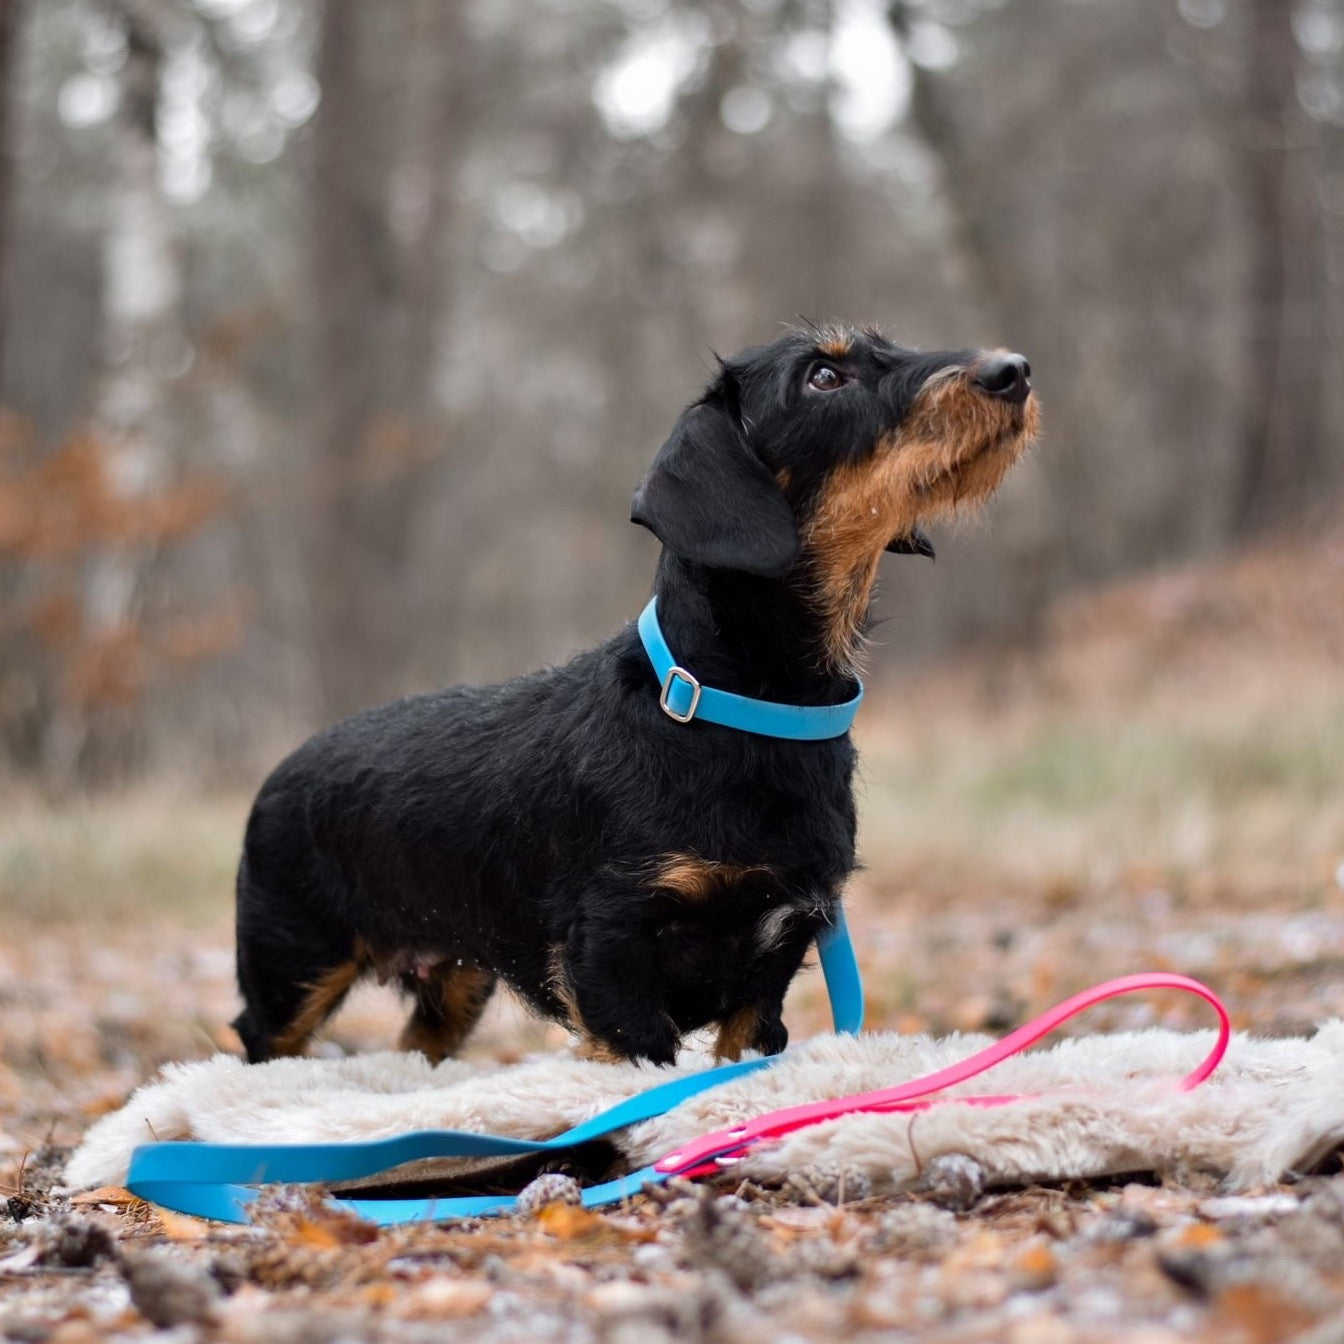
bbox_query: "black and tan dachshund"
[233,324,1038,1067]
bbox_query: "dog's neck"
[650,553,864,705]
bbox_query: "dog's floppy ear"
[630,381,799,577]
[885,527,936,560]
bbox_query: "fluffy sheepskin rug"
[66,1025,1344,1198]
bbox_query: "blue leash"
[125,911,865,1225]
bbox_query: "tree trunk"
[1232,0,1326,534]
[0,0,23,377]
[50,0,181,783]
[306,0,463,720]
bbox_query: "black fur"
[233,325,1031,1066]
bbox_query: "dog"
[232,324,1038,1067]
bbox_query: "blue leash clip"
[125,910,864,1225]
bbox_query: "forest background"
[2,0,1341,788]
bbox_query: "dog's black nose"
[974,352,1031,404]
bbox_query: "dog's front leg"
[714,916,821,1060]
[713,996,788,1061]
[561,920,680,1066]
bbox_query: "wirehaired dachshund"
[233,324,1038,1066]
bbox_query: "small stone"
[872,1202,958,1254]
[586,1280,660,1315]
[631,1242,674,1271]
[480,1254,511,1282]
[46,1324,102,1344]
[786,1162,874,1205]
[605,1324,677,1344]
[1156,1223,1236,1297]
[0,1316,52,1344]
[1005,1315,1074,1344]
[674,1187,778,1292]
[942,1268,1008,1311]
[515,1172,583,1216]
[789,1235,860,1280]
[949,994,994,1032]
[1087,1208,1159,1243]
[913,1153,985,1212]
[36,1215,118,1269]
[393,1277,492,1319]
[123,1248,222,1328]
[1198,1194,1300,1222]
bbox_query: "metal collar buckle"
[659,665,702,723]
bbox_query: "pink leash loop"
[654,972,1231,1179]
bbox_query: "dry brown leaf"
[358,1283,398,1310]
[1212,1283,1317,1344]
[940,1228,1007,1274]
[69,1185,141,1208]
[535,1202,606,1240]
[156,1208,210,1242]
[1170,1222,1223,1250]
[1008,1241,1058,1292]
[278,1204,379,1249]
[82,1092,133,1118]
[290,1217,347,1250]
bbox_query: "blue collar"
[637,597,863,740]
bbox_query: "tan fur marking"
[399,964,495,1064]
[547,944,583,1032]
[573,1034,628,1064]
[654,853,772,903]
[714,1005,759,1062]
[803,368,1040,672]
[817,335,853,360]
[270,960,360,1057]
[549,944,677,1064]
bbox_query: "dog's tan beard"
[802,372,1040,674]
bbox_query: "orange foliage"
[156,601,246,665]
[26,590,81,649]
[0,429,227,560]
[63,623,150,709]
[0,413,237,715]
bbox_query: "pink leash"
[655,972,1231,1180]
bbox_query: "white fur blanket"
[67,1025,1344,1198]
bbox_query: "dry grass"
[0,793,244,926]
[858,521,1344,902]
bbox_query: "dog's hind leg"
[398,962,497,1064]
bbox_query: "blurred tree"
[886,0,1344,584]
[306,0,467,719]
[1233,0,1329,533]
[0,0,20,372]
[0,0,1341,785]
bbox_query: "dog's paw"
[753,1016,788,1057]
[619,1015,681,1067]
[575,1016,679,1066]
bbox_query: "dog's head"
[631,323,1040,669]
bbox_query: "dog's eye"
[807,364,845,392]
